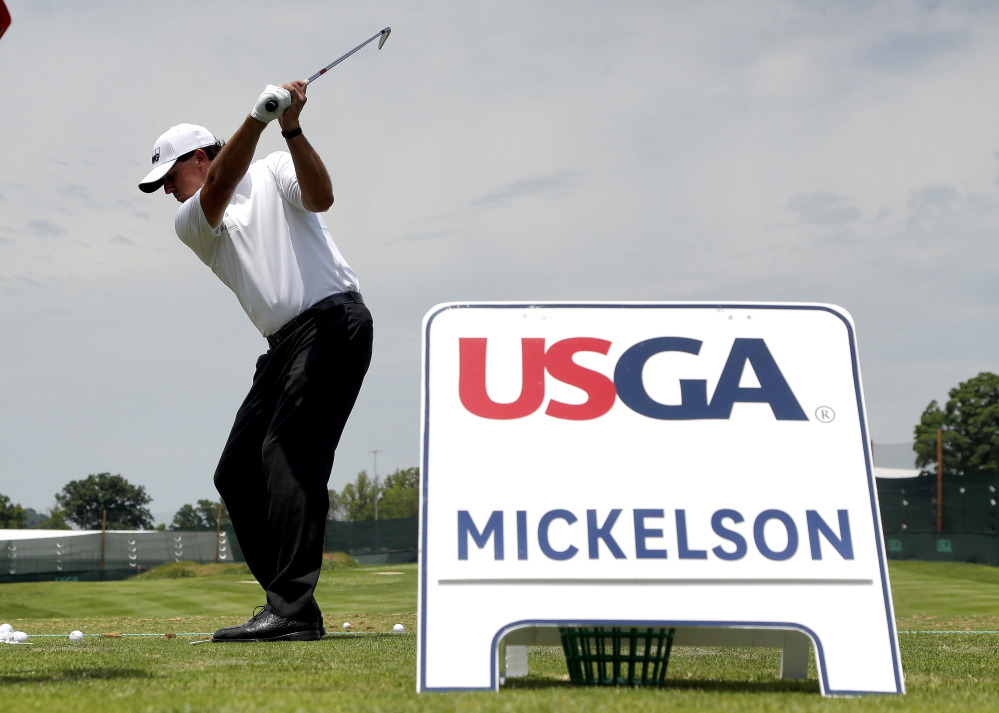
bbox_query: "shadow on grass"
[1,668,152,685]
[505,677,820,695]
[661,678,820,694]
[322,633,402,643]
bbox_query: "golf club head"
[378,27,391,50]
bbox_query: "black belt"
[266,291,363,349]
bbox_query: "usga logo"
[459,337,808,421]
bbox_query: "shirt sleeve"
[268,152,307,212]
[174,189,222,266]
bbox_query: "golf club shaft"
[307,27,391,83]
[263,27,390,112]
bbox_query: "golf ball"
[393,623,405,633]
[0,623,12,634]
[69,631,84,642]
[342,622,351,630]
[13,631,27,643]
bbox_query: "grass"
[0,560,998,712]
[0,560,415,636]
[888,560,999,630]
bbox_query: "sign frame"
[418,301,904,696]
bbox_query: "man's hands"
[249,81,308,130]
[277,81,308,133]
[251,84,292,123]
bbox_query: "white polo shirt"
[175,151,359,337]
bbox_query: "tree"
[45,508,69,529]
[22,507,69,529]
[0,493,26,528]
[55,473,155,530]
[23,507,67,529]
[23,508,43,528]
[327,489,346,522]
[337,471,378,521]
[169,499,230,530]
[170,504,205,530]
[378,467,419,519]
[332,467,419,521]
[913,372,999,475]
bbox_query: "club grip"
[265,99,278,112]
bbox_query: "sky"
[2,1,998,524]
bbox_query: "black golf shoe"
[212,607,325,642]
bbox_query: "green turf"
[0,562,416,634]
[888,560,999,628]
[1,560,998,712]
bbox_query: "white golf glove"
[250,84,291,123]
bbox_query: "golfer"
[139,81,373,642]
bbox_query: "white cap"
[138,123,218,193]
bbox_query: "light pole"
[371,450,381,551]
[371,450,381,521]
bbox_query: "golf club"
[264,27,391,111]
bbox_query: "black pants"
[214,296,373,624]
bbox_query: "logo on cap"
[152,148,161,165]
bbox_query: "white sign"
[418,302,904,696]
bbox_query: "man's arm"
[199,117,267,229]
[278,81,334,213]
[199,81,332,225]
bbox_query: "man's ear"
[194,148,210,169]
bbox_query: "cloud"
[786,191,861,226]
[860,30,969,74]
[0,273,43,293]
[904,185,960,226]
[57,183,92,201]
[398,229,454,244]
[27,220,65,237]
[472,169,581,209]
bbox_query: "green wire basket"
[559,626,676,686]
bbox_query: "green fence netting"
[0,529,240,583]
[324,517,418,563]
[876,473,999,534]
[0,517,419,582]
